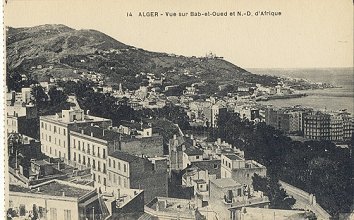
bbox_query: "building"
[8,179,109,220]
[303,111,353,142]
[40,108,112,161]
[221,153,267,186]
[107,151,168,203]
[181,166,215,207]
[265,107,306,134]
[144,197,200,220]
[203,104,227,128]
[209,178,270,220]
[118,120,153,137]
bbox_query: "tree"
[31,85,48,105]
[48,87,68,105]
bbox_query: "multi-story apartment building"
[304,111,353,141]
[107,151,168,203]
[265,107,307,134]
[40,108,112,161]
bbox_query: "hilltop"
[6,24,279,91]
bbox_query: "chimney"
[81,129,84,134]
[57,161,60,170]
[91,132,93,137]
[173,134,177,140]
[102,129,105,136]
[190,134,194,140]
[62,191,65,197]
[37,187,40,192]
[217,138,221,145]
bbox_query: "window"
[118,176,121,185]
[49,125,51,131]
[93,173,96,181]
[49,136,51,142]
[196,156,200,159]
[78,154,81,163]
[88,157,91,166]
[97,147,100,157]
[83,156,86,165]
[82,143,85,152]
[45,123,47,130]
[123,164,127,173]
[113,160,116,169]
[54,126,57,133]
[63,129,66,136]
[108,172,111,181]
[78,141,81,150]
[92,145,95,156]
[93,159,96,169]
[98,175,101,183]
[41,122,43,128]
[114,174,117,183]
[64,209,71,220]
[50,208,57,220]
[19,204,26,216]
[73,139,76,148]
[123,178,127,188]
[98,161,101,171]
[108,158,111,167]
[103,163,106,173]
[103,149,106,159]
[118,162,120,170]
[87,144,90,153]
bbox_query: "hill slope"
[6,24,279,91]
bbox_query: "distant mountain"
[6,24,279,91]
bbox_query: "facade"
[221,154,266,186]
[303,111,353,141]
[8,180,107,220]
[40,108,112,161]
[209,178,270,220]
[265,107,305,134]
[107,151,168,203]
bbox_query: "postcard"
[3,0,353,219]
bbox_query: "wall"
[130,159,168,203]
[8,192,80,220]
[119,135,164,157]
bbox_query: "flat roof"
[108,151,141,163]
[10,181,92,198]
[71,126,122,142]
[224,154,244,161]
[40,113,111,125]
[210,178,241,188]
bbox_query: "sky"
[4,0,353,69]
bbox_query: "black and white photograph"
[2,0,354,219]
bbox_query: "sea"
[248,68,354,114]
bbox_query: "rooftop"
[71,126,123,142]
[184,147,204,156]
[210,178,241,188]
[108,151,141,163]
[224,154,244,161]
[146,197,196,214]
[120,120,151,130]
[10,180,93,198]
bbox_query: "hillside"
[6,24,279,91]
